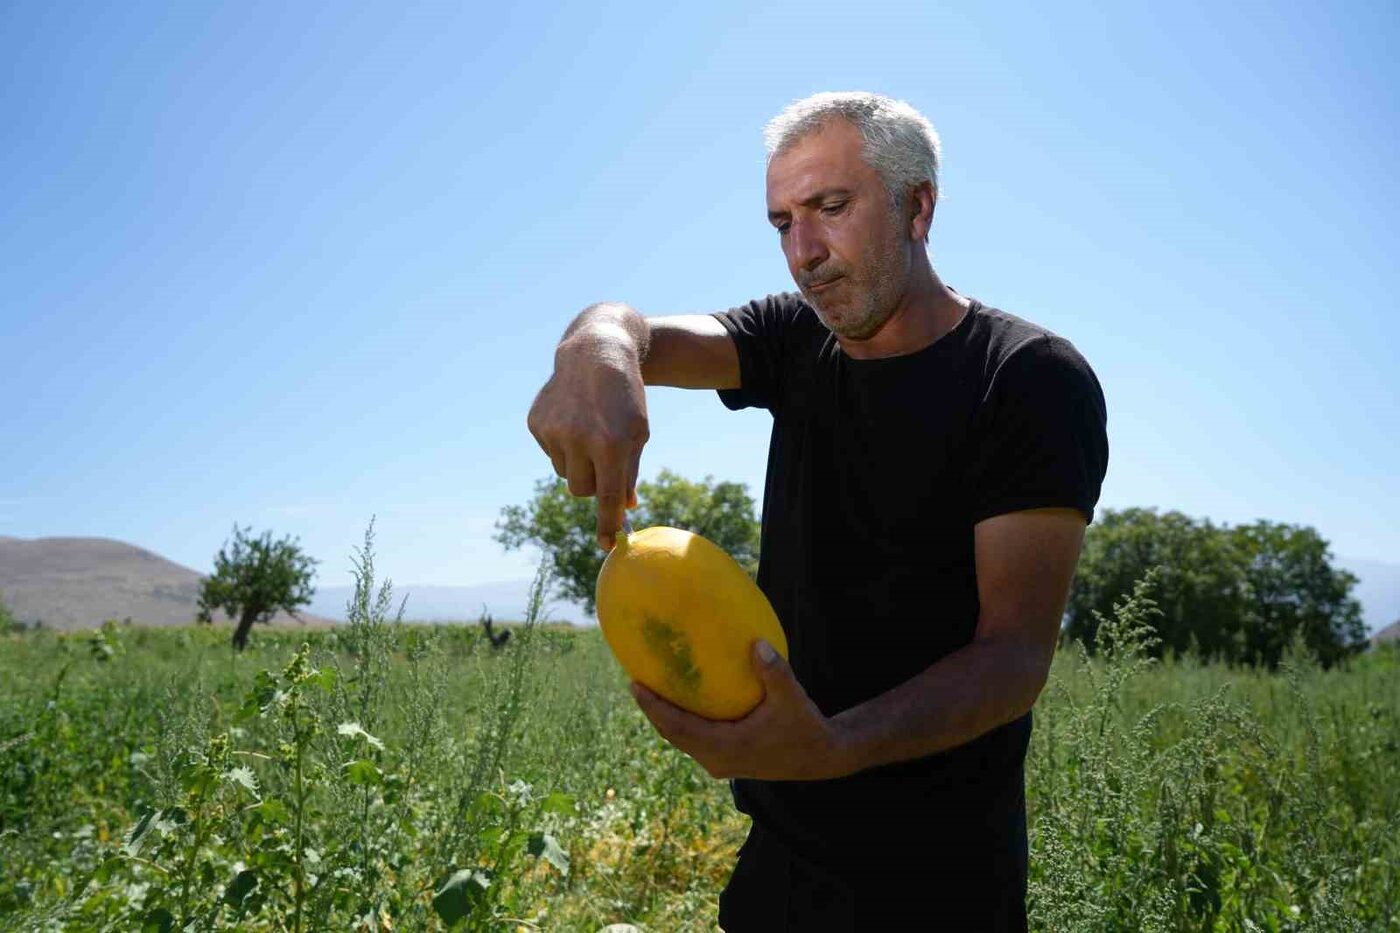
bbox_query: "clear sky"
[4,2,1397,605]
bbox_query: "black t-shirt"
[711,291,1108,886]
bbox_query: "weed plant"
[1,538,1395,930]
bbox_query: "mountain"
[0,536,335,631]
[308,580,589,626]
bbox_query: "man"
[527,91,1108,930]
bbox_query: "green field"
[2,569,1397,931]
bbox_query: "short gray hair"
[763,91,942,211]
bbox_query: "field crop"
[2,545,1397,931]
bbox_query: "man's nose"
[787,217,828,272]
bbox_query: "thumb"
[752,639,792,686]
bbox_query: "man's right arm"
[640,313,741,390]
[526,302,740,551]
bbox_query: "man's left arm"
[826,506,1084,773]
[630,506,1086,781]
[824,335,1107,772]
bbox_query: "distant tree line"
[16,478,1366,671]
[1066,507,1368,668]
[498,474,1369,669]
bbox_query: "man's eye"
[775,205,842,233]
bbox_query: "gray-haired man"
[528,91,1108,931]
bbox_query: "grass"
[1,547,1396,931]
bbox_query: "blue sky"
[3,2,1397,619]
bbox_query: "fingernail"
[757,640,776,664]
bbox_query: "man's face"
[766,119,912,340]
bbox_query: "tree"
[1229,520,1367,668]
[495,468,761,616]
[1066,508,1248,662]
[198,524,318,651]
[1066,507,1367,668]
[631,470,760,575]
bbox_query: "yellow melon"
[595,525,788,720]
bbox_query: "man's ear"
[908,180,936,243]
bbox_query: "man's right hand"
[527,326,649,553]
[526,302,741,552]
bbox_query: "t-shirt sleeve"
[967,334,1109,526]
[710,292,805,413]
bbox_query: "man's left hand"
[630,640,851,781]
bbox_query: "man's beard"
[809,247,907,341]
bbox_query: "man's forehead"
[765,124,872,206]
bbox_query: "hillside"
[0,536,334,631]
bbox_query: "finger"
[548,448,567,479]
[594,451,630,551]
[632,682,702,740]
[631,681,675,711]
[631,683,679,740]
[527,421,567,478]
[752,640,793,693]
[626,450,641,511]
[526,407,550,454]
[563,451,597,499]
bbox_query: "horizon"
[3,531,1396,634]
[3,4,1397,616]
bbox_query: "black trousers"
[718,821,1028,932]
